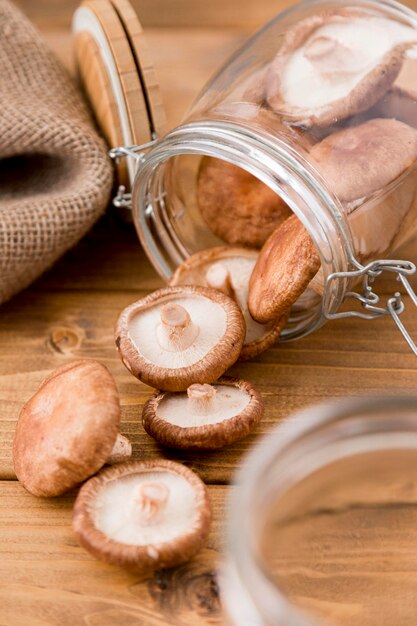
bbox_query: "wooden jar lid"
[72,0,166,190]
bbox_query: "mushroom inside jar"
[266,10,417,128]
[309,117,417,262]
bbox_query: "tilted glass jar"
[111,0,417,347]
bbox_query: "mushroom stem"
[107,433,132,465]
[187,384,217,416]
[304,35,338,61]
[130,481,170,526]
[157,303,200,352]
[304,35,361,77]
[206,263,236,300]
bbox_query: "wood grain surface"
[0,481,225,626]
[13,0,417,28]
[2,2,417,625]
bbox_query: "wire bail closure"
[109,138,159,210]
[325,259,417,356]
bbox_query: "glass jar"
[222,396,417,626]
[75,0,417,349]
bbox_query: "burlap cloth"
[0,0,113,304]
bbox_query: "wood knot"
[48,326,83,354]
[146,563,221,618]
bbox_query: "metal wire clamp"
[325,259,417,356]
[109,138,159,210]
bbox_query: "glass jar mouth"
[224,395,417,626]
[132,120,354,341]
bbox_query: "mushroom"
[72,459,211,573]
[309,117,417,259]
[115,286,245,392]
[170,246,288,359]
[266,11,417,127]
[310,117,417,203]
[375,57,417,129]
[142,377,264,450]
[13,360,132,497]
[197,156,292,248]
[248,214,320,324]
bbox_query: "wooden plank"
[267,499,417,626]
[2,480,417,626]
[1,16,417,484]
[4,5,417,626]
[1,262,417,482]
[0,480,225,626]
[14,0,417,28]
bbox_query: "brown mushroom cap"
[170,246,288,360]
[13,360,122,497]
[115,286,245,392]
[197,156,292,248]
[375,57,417,129]
[310,118,417,261]
[248,215,320,324]
[266,11,416,127]
[72,459,211,573]
[142,377,264,450]
[310,118,417,203]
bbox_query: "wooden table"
[2,1,417,624]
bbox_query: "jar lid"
[72,0,166,191]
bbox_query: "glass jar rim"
[223,395,417,626]
[132,120,354,340]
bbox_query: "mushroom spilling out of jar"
[72,460,211,573]
[170,247,289,359]
[115,286,245,391]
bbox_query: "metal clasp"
[109,138,159,162]
[109,137,159,210]
[325,259,417,356]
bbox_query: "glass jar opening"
[132,121,353,341]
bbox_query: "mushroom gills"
[174,254,278,345]
[206,257,279,343]
[206,263,236,299]
[93,471,199,546]
[281,18,416,110]
[157,383,251,427]
[128,296,227,368]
